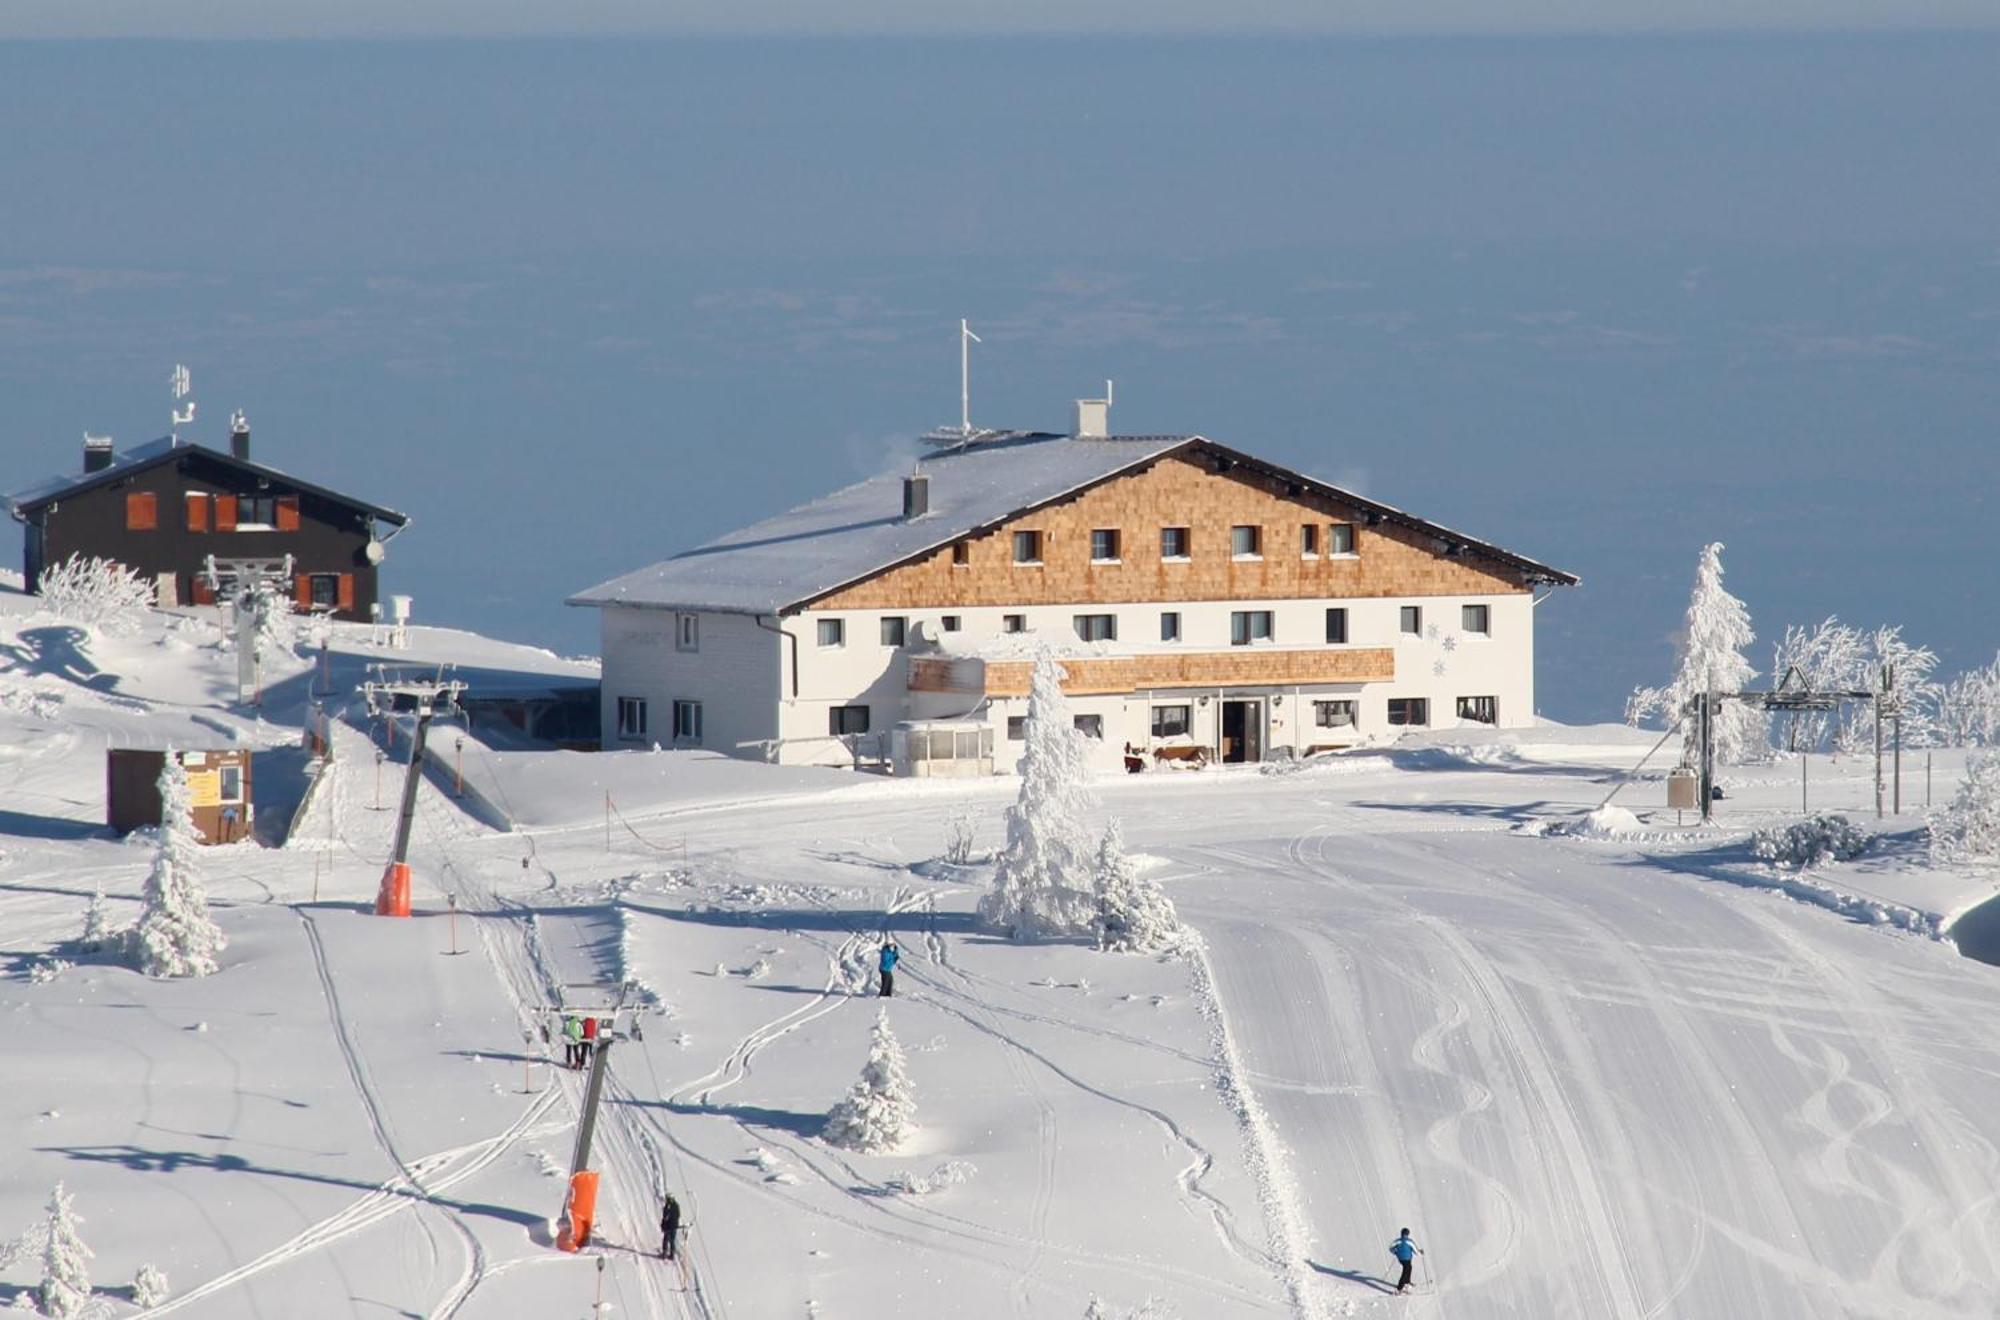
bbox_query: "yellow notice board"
[187,770,222,808]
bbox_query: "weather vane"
[170,363,196,435]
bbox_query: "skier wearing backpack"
[878,940,899,998]
[1389,1227,1423,1294]
[562,1015,583,1069]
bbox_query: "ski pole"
[1423,1248,1435,1292]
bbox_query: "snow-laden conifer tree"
[1936,654,2000,748]
[1931,753,2000,868]
[822,1009,916,1154]
[132,1263,169,1309]
[38,1183,91,1320]
[77,883,113,955]
[979,649,1098,939]
[1627,542,1765,764]
[1092,819,1183,954]
[129,755,226,979]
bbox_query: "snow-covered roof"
[5,436,410,526]
[568,431,1578,616]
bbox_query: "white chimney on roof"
[1072,379,1114,438]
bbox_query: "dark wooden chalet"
[6,419,409,623]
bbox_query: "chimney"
[1072,380,1113,438]
[83,433,114,473]
[229,409,250,462]
[902,472,930,520]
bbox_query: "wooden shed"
[107,748,254,845]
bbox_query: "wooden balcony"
[909,647,1395,697]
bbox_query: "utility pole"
[362,668,466,918]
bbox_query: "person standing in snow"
[562,1015,582,1069]
[1389,1227,1423,1294]
[579,1014,598,1068]
[659,1190,682,1260]
[878,940,899,998]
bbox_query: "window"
[1152,704,1192,738]
[1073,614,1117,642]
[817,618,845,648]
[1007,716,1028,740]
[1329,523,1355,555]
[218,764,244,803]
[1073,714,1104,740]
[1160,611,1181,642]
[125,491,157,531]
[829,705,871,736]
[1400,606,1423,636]
[1457,695,1498,725]
[1160,527,1191,560]
[616,696,649,740]
[1002,614,1026,634]
[1013,530,1043,564]
[951,541,970,567]
[671,700,703,744]
[1462,604,1490,636]
[1314,700,1357,729]
[1387,698,1429,726]
[237,495,278,527]
[1090,529,1121,562]
[1230,610,1274,645]
[941,615,962,633]
[677,613,700,652]
[1301,524,1319,557]
[1231,525,1261,558]
[310,574,340,608]
[1325,607,1348,644]
[881,616,907,647]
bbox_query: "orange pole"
[557,1171,600,1252]
[375,861,411,917]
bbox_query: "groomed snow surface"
[3,585,1999,1318]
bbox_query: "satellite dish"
[364,540,387,565]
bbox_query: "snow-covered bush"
[1930,753,2000,869]
[1935,653,2000,749]
[979,649,1099,940]
[1750,814,1871,870]
[1092,819,1183,954]
[942,810,977,867]
[822,1010,916,1154]
[887,1159,977,1196]
[36,554,154,636]
[76,884,113,954]
[1627,542,1766,764]
[132,1263,169,1309]
[38,1183,91,1319]
[129,755,226,979]
[1769,618,1867,753]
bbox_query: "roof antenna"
[959,318,981,438]
[169,364,196,441]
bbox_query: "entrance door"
[1221,700,1263,763]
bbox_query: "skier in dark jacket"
[878,941,899,998]
[660,1191,682,1260]
[1389,1228,1423,1293]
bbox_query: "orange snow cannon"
[557,1171,600,1251]
[375,861,412,917]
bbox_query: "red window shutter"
[336,574,356,610]
[295,574,312,609]
[185,493,210,532]
[214,494,238,531]
[191,577,215,606]
[126,491,158,530]
[275,496,300,531]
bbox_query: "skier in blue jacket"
[878,941,899,998]
[1389,1228,1423,1293]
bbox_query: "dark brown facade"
[12,436,407,623]
[107,748,254,845]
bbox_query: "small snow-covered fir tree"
[941,809,977,866]
[979,649,1099,940]
[1627,542,1765,764]
[1092,819,1183,954]
[36,554,154,636]
[822,1009,916,1154]
[77,883,112,954]
[129,755,226,979]
[38,1183,91,1320]
[132,1263,169,1309]
[1931,753,2000,869]
[1936,654,2000,748]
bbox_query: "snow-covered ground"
[3,583,1998,1318]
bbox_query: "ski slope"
[3,585,1998,1318]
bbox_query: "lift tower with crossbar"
[361,666,466,916]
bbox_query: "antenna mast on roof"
[169,364,196,440]
[959,318,980,437]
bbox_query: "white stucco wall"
[596,606,779,756]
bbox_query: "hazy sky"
[2,34,1995,721]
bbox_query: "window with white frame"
[1006,716,1027,740]
[1003,614,1026,633]
[1461,604,1490,635]
[1160,526,1190,560]
[1230,610,1273,645]
[1325,607,1348,644]
[1073,613,1116,642]
[1301,524,1319,557]
[236,495,278,528]
[817,618,845,647]
[1073,714,1104,739]
[616,696,648,740]
[1090,529,1121,562]
[1400,605,1422,635]
[1160,611,1181,642]
[671,699,703,744]
[1457,695,1497,724]
[1231,525,1261,558]
[1151,704,1191,738]
[676,613,699,652]
[1314,699,1356,729]
[218,763,244,802]
[881,616,907,647]
[952,541,970,567]
[1013,530,1043,564]
[1387,697,1429,726]
[1329,523,1355,555]
[829,705,870,736]
[941,615,961,632]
